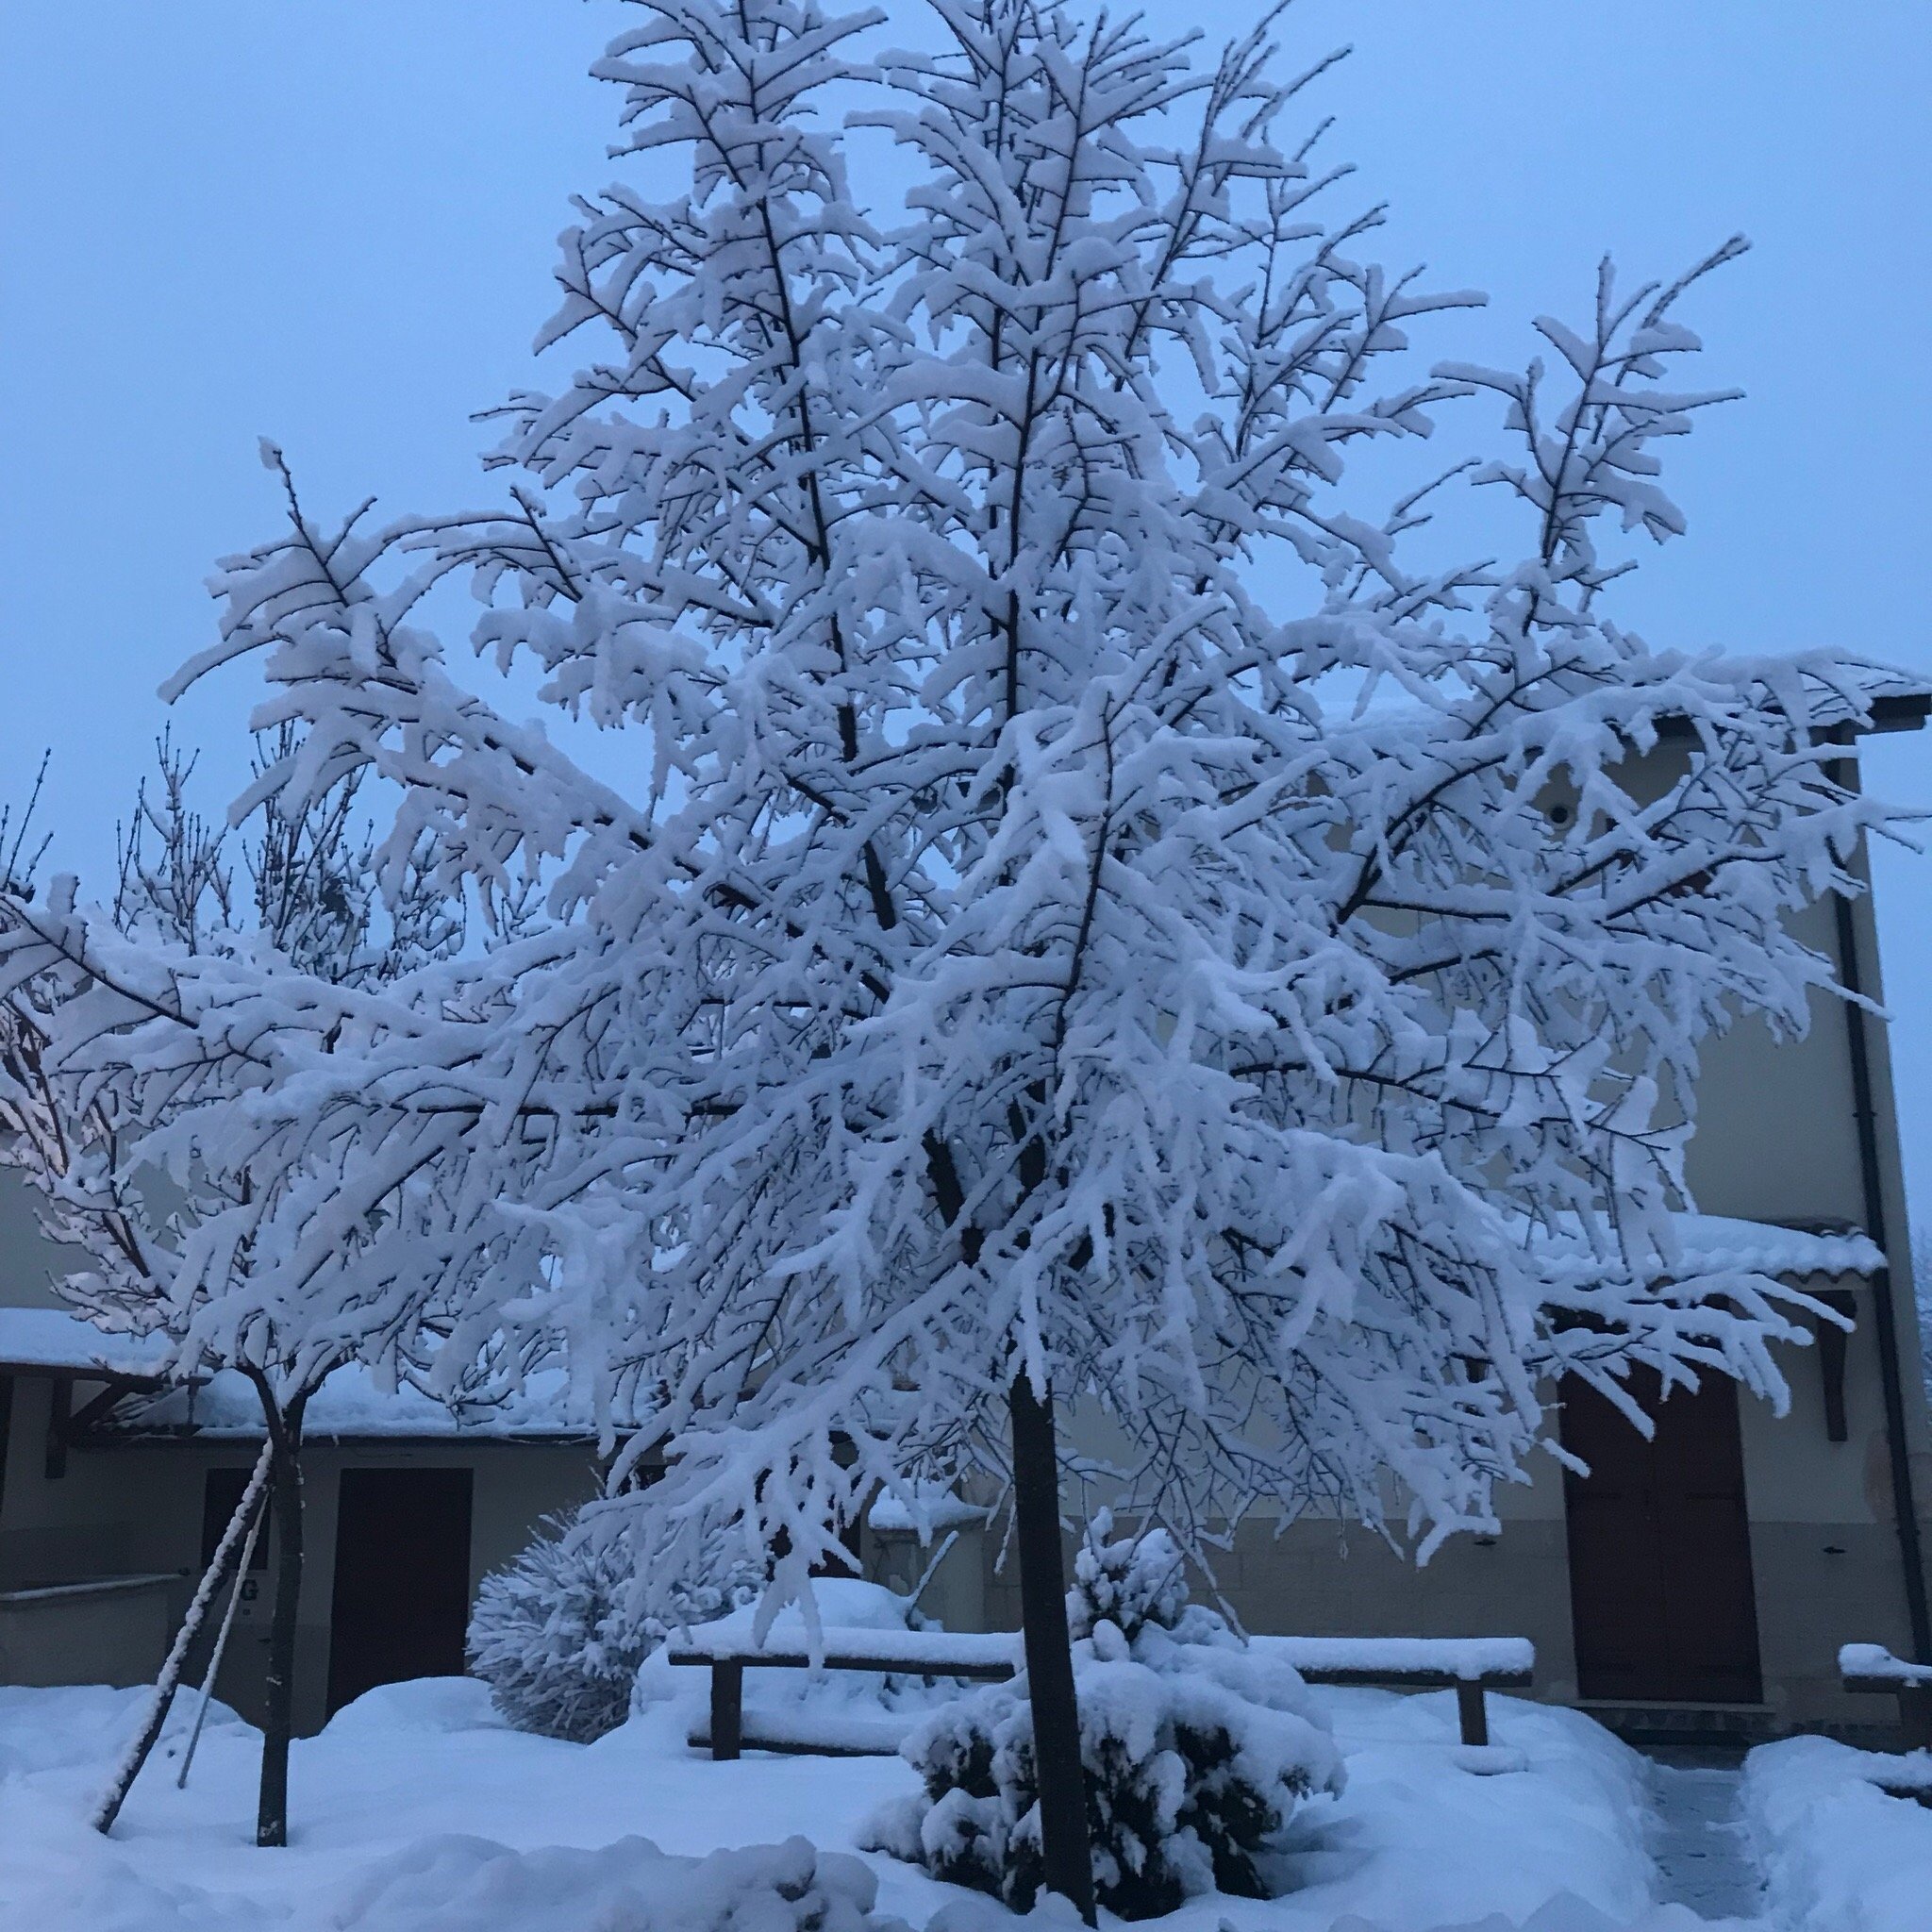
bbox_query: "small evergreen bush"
[467,1502,762,1741]
[862,1513,1342,1918]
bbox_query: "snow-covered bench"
[668,1628,1021,1760]
[1860,1755,1932,1808]
[1252,1636,1534,1748]
[671,1629,1532,1757]
[1840,1642,1932,1751]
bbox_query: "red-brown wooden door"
[1561,1368,1763,1705]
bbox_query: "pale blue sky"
[3,2,1928,1203]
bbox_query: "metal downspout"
[1827,823,1932,1662]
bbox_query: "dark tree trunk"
[1008,1372,1095,1925]
[249,1378,310,1849]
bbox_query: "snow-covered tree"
[0,0,1917,1909]
[468,1500,763,1741]
[0,731,463,1845]
[865,1511,1341,1916]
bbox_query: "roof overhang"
[1655,690,1931,745]
[1862,692,1932,733]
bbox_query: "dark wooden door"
[326,1468,474,1716]
[1561,1368,1762,1704]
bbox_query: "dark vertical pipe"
[1008,1373,1095,1924]
[44,1374,69,1479]
[1826,735,1931,1661]
[0,1374,13,1524]
[1815,1290,1857,1444]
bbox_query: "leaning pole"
[92,1436,274,1834]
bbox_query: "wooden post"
[711,1660,743,1761]
[1455,1681,1488,1747]
[1901,1685,1932,1753]
[1009,1373,1095,1925]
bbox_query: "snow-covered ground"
[1741,1735,1932,1932]
[0,1672,1685,1932]
[7,1670,1932,1930]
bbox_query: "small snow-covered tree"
[468,1500,763,1741]
[0,0,1917,1910]
[866,1511,1341,1916]
[0,731,462,1844]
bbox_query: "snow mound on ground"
[0,1787,273,1931]
[0,1681,251,1781]
[8,1858,268,1932]
[1743,1733,1932,1932]
[0,1679,1682,1932]
[321,1676,509,1740]
[1324,1899,1719,1931]
[327,1832,909,1932]
[1278,1688,1656,1928]
[0,1684,160,1778]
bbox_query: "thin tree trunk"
[246,1375,310,1848]
[1008,1372,1094,1924]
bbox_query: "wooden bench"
[1862,1757,1932,1809]
[668,1629,1020,1760]
[1840,1642,1932,1751]
[671,1630,1532,1757]
[1255,1636,1535,1749]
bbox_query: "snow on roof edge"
[0,1211,1882,1441]
[1671,1214,1883,1279]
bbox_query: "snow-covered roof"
[0,1307,169,1379]
[0,1306,613,1440]
[1333,667,1930,742]
[2,1211,1880,1442]
[1669,1215,1883,1278]
[1654,686,1932,741]
[104,1362,607,1444]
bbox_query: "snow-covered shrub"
[1065,1510,1191,1645]
[863,1515,1342,1919]
[467,1504,762,1742]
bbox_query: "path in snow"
[1643,1747,1763,1924]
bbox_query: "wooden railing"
[669,1630,1533,1757]
[1840,1641,1932,1750]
